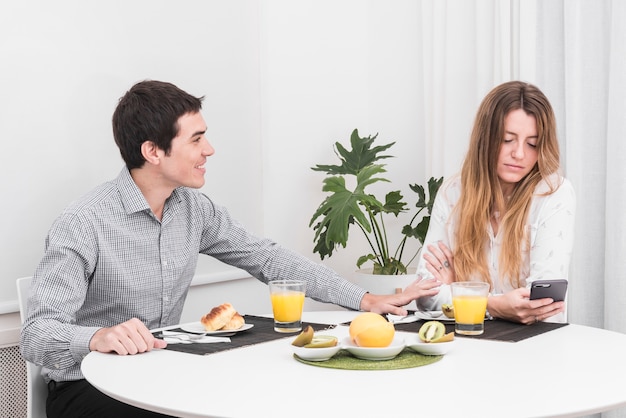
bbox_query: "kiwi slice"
[418,321,446,343]
[304,335,338,348]
[291,325,314,347]
[431,332,454,343]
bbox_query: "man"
[21,80,440,417]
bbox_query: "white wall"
[0,1,434,312]
[260,0,430,281]
[0,1,264,310]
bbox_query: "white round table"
[82,311,626,418]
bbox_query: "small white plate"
[342,337,405,361]
[414,311,455,322]
[387,313,420,324]
[180,322,254,335]
[406,337,456,356]
[292,344,342,362]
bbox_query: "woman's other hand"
[423,241,455,284]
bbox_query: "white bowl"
[342,336,405,361]
[292,344,341,362]
[406,336,456,356]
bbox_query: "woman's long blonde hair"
[454,81,561,288]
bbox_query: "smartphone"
[529,279,568,302]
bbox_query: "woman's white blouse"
[416,173,576,322]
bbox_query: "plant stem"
[355,221,383,266]
[395,235,407,262]
[368,207,389,264]
[395,206,425,264]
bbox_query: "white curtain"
[417,1,625,414]
[417,0,530,178]
[535,0,626,336]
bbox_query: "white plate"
[387,313,420,324]
[414,311,455,322]
[342,336,405,361]
[180,322,254,335]
[406,337,456,356]
[292,344,342,362]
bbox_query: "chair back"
[16,276,48,418]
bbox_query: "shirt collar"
[115,167,151,215]
[114,167,184,215]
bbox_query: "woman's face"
[496,108,539,196]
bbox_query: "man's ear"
[141,141,161,165]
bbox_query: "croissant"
[200,303,236,331]
[222,312,245,330]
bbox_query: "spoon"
[163,336,193,344]
[160,331,207,341]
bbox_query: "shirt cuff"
[71,326,101,363]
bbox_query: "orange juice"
[452,295,488,324]
[451,281,489,335]
[270,291,305,322]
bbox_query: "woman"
[416,81,575,324]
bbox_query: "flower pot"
[351,268,417,310]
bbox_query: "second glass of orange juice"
[269,280,306,333]
[451,282,489,335]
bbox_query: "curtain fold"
[418,0,514,178]
[603,0,626,335]
[535,1,626,341]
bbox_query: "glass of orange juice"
[269,280,306,333]
[451,282,489,335]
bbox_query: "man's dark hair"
[112,80,204,169]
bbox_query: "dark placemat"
[294,348,442,370]
[392,318,569,342]
[155,315,332,356]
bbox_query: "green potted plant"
[309,129,443,278]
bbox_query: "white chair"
[16,276,48,418]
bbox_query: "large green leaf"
[401,216,431,245]
[311,129,395,176]
[370,190,407,217]
[410,176,443,212]
[309,165,390,256]
[311,226,337,260]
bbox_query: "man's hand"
[360,277,441,316]
[89,317,167,355]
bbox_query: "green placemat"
[293,348,442,370]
